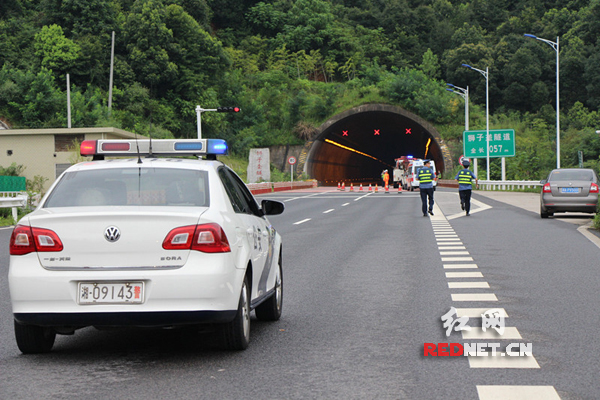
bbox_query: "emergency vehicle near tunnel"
[8,138,285,353]
[401,158,437,191]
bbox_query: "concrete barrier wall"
[248,180,317,195]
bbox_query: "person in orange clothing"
[383,169,389,190]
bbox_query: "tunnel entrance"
[305,104,453,185]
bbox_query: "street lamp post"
[462,64,491,181]
[525,34,560,169]
[446,84,476,176]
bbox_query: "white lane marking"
[284,192,328,202]
[293,218,311,225]
[462,327,522,340]
[323,209,334,214]
[443,264,478,269]
[436,238,462,242]
[354,192,373,201]
[476,385,559,399]
[451,293,498,301]
[440,251,470,255]
[447,198,493,220]
[446,272,484,278]
[438,246,467,250]
[441,256,474,262]
[342,203,350,206]
[455,308,508,318]
[448,282,489,289]
[469,355,540,369]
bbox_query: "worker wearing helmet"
[383,169,389,190]
[455,160,478,216]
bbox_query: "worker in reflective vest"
[383,170,389,189]
[455,160,478,216]
[417,160,435,216]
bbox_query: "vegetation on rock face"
[1,0,600,180]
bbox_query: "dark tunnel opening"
[306,104,452,185]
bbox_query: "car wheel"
[14,320,56,354]
[222,276,250,350]
[540,207,549,218]
[255,254,283,321]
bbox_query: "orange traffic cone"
[359,183,363,191]
[341,182,345,191]
[398,184,402,193]
[368,183,372,191]
[337,182,341,190]
[374,185,379,192]
[385,184,389,193]
[350,183,354,192]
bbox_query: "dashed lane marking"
[443,264,478,269]
[446,272,484,278]
[469,354,540,369]
[448,282,490,289]
[476,385,560,400]
[462,327,522,340]
[451,293,498,302]
[455,308,508,318]
[293,218,311,225]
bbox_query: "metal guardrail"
[247,180,318,195]
[477,180,542,191]
[0,191,28,222]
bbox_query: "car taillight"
[542,183,551,193]
[591,183,599,193]
[10,225,64,255]
[163,223,231,253]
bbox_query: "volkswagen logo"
[104,226,121,243]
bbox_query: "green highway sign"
[463,129,516,158]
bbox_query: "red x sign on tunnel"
[374,129,380,135]
[406,128,412,134]
[342,130,348,136]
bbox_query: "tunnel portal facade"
[304,104,453,185]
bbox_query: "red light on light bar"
[80,140,97,156]
[101,142,131,152]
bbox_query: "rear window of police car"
[44,168,209,207]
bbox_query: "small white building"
[0,127,143,191]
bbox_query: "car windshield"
[44,167,209,207]
[549,170,594,182]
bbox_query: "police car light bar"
[80,139,228,157]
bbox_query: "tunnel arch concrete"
[304,104,453,185]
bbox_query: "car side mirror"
[261,199,285,216]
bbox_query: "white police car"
[8,139,284,353]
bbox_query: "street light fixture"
[446,84,476,176]
[462,63,491,181]
[524,34,560,169]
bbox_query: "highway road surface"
[1,187,598,399]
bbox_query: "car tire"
[255,254,283,322]
[540,207,549,218]
[222,276,250,350]
[14,320,56,354]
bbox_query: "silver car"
[540,168,599,218]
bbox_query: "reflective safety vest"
[418,167,433,184]
[458,170,473,185]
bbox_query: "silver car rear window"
[44,168,209,207]
[549,170,594,182]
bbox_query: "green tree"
[34,25,82,76]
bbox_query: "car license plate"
[78,282,144,304]
[560,187,580,193]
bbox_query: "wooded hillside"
[1,0,600,178]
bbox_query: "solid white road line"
[323,209,334,214]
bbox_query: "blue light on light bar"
[206,139,228,155]
[175,142,204,151]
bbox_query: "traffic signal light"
[217,107,240,112]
